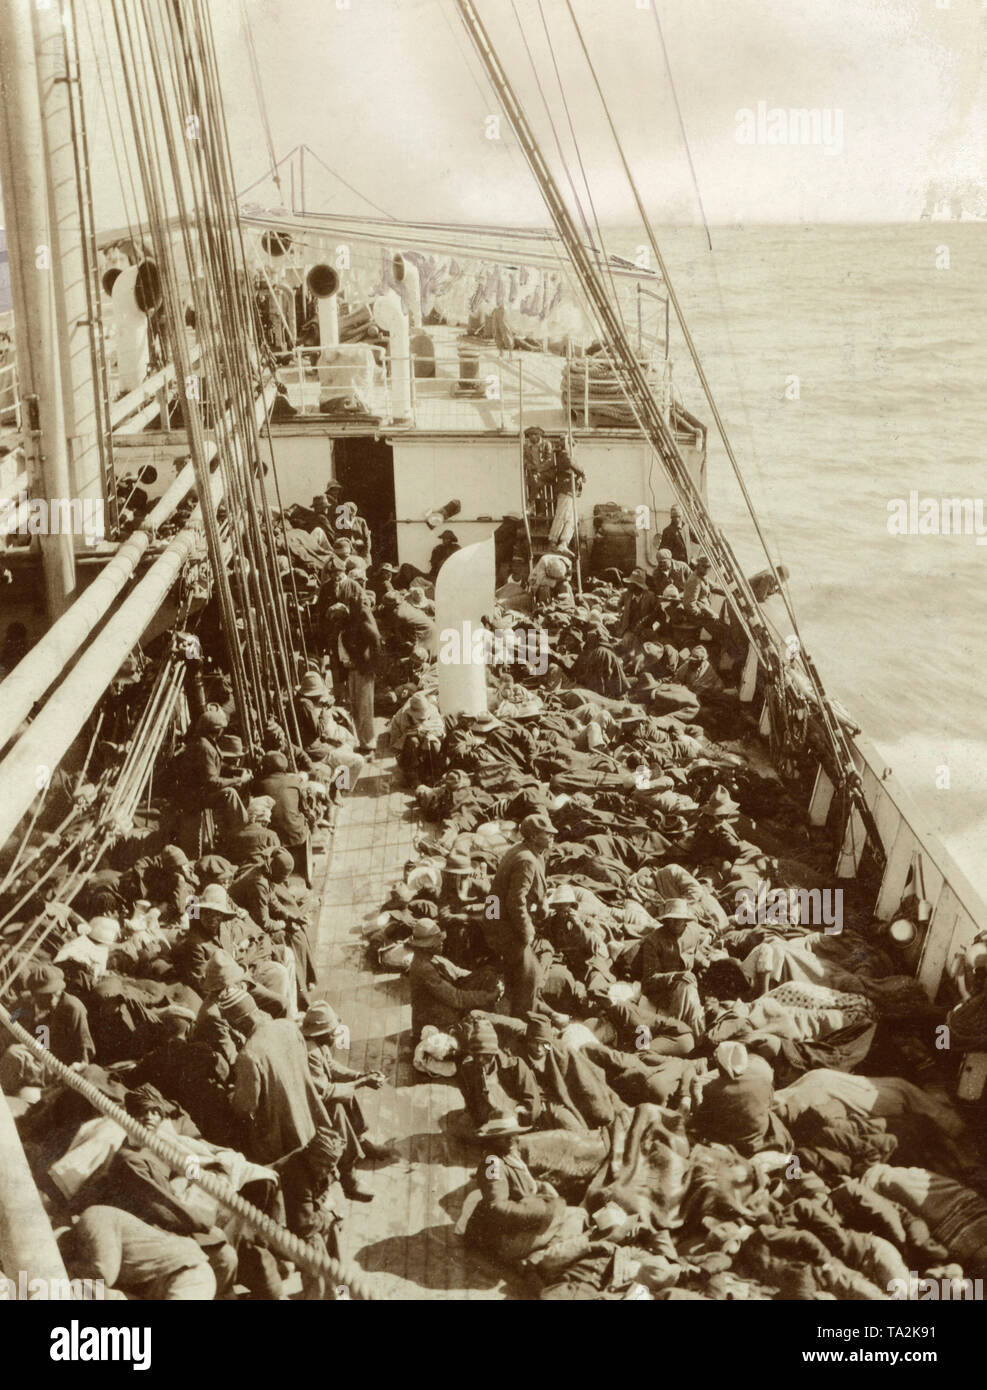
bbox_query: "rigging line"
[64,0,119,534]
[85,0,144,250]
[649,2,712,252]
[300,146,397,222]
[533,0,635,347]
[165,0,302,743]
[238,0,281,193]
[112,0,258,750]
[0,1004,378,1297]
[561,2,824,678]
[188,0,307,729]
[508,0,593,260]
[456,0,800,688]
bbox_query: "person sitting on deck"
[408,917,502,1038]
[455,1014,543,1135]
[223,797,281,866]
[299,1000,391,1201]
[463,1117,569,1266]
[274,1126,346,1296]
[389,690,444,785]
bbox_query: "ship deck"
[309,731,526,1300]
[281,324,571,436]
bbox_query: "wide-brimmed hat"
[625,569,648,590]
[438,529,458,543]
[444,851,473,876]
[405,863,443,896]
[298,671,329,701]
[87,917,120,946]
[218,734,244,760]
[699,786,741,819]
[659,898,696,922]
[633,674,663,694]
[201,949,245,994]
[197,883,238,917]
[472,712,501,732]
[477,1114,530,1137]
[159,845,191,872]
[548,884,578,907]
[301,1000,341,1039]
[520,811,556,839]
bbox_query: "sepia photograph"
[0,0,984,1350]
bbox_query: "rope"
[238,0,281,195]
[0,1003,376,1299]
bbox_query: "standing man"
[484,813,555,1017]
[547,441,585,551]
[658,504,695,565]
[428,529,460,583]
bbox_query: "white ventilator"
[306,263,340,355]
[110,265,149,392]
[434,535,495,717]
[372,290,411,421]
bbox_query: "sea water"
[612,223,985,901]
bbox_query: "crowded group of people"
[2,468,987,1302]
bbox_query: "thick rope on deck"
[0,1004,376,1300]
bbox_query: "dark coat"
[485,842,547,957]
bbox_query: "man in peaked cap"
[175,706,251,839]
[484,813,556,1018]
[7,961,95,1069]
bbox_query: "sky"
[200,0,987,226]
[4,0,981,235]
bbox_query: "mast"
[36,0,109,515]
[0,0,77,619]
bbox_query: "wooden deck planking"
[308,734,523,1299]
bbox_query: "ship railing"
[0,357,19,438]
[743,610,987,1002]
[276,341,675,436]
